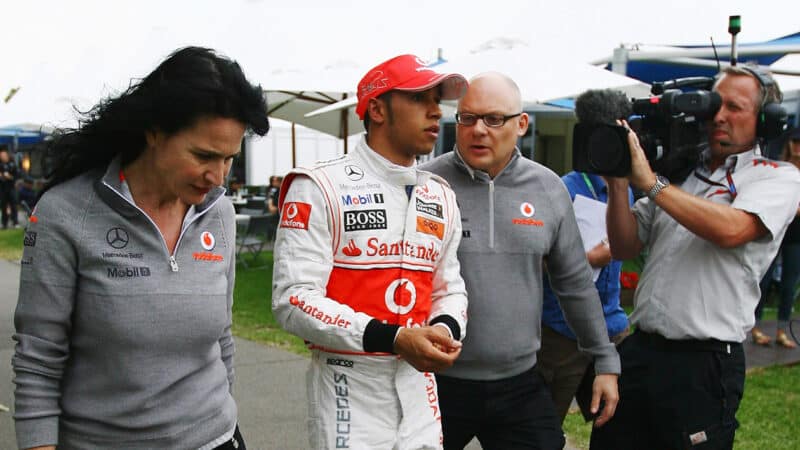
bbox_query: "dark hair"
[44,46,270,191]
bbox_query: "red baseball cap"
[356,54,468,119]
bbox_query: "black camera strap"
[693,168,738,200]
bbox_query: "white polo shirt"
[630,146,800,342]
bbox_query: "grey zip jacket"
[421,148,620,380]
[13,157,237,449]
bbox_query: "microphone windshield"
[574,89,632,125]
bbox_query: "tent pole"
[291,122,297,168]
[342,110,348,155]
[341,93,349,155]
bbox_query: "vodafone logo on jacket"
[512,201,544,226]
[519,202,535,217]
[200,231,215,250]
[280,202,312,230]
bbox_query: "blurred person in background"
[0,147,20,228]
[752,126,800,349]
[266,174,282,214]
[538,171,633,424]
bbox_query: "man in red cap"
[272,54,469,449]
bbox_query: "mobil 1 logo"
[344,209,387,231]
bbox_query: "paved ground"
[0,256,797,449]
[743,321,800,369]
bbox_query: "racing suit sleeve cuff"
[429,315,461,341]
[363,319,401,354]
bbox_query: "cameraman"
[591,66,800,450]
[0,148,20,229]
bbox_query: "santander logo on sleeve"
[280,202,312,230]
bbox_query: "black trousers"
[436,366,565,450]
[590,331,744,450]
[0,188,17,227]
[213,425,246,450]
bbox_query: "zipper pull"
[169,255,179,272]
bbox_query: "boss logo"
[326,358,354,368]
[344,209,387,231]
[24,231,37,247]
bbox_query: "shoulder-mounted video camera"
[572,16,788,182]
[572,78,721,182]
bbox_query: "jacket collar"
[452,144,521,182]
[95,155,226,218]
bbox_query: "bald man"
[421,72,620,449]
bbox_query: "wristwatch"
[646,175,670,200]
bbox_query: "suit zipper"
[102,181,224,273]
[489,180,495,249]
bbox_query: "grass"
[232,251,308,355]
[563,364,800,450]
[0,228,24,261]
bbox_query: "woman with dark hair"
[753,127,800,349]
[13,46,269,450]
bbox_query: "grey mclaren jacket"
[421,148,620,380]
[13,157,237,449]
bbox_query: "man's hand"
[586,240,612,268]
[617,119,657,191]
[393,326,462,373]
[590,373,619,428]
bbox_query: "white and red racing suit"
[272,137,468,449]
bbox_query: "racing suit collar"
[354,136,430,187]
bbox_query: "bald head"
[455,71,529,178]
[460,72,523,112]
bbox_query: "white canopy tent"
[440,39,652,105]
[307,38,652,118]
[261,62,367,158]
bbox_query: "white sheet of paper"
[573,194,607,282]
